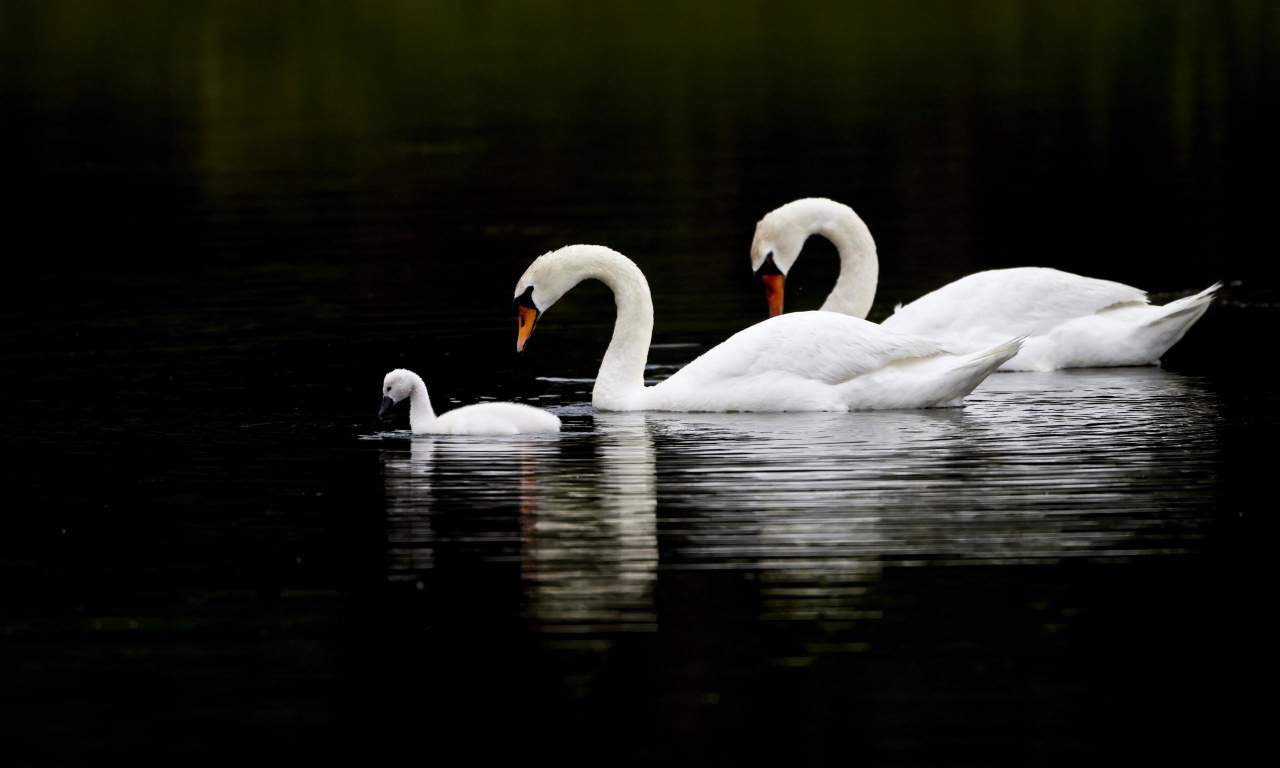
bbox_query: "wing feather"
[665,311,948,388]
[882,267,1147,339]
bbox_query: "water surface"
[1,1,1273,764]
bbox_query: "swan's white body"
[381,368,560,435]
[750,198,1218,372]
[514,245,1022,412]
[881,268,1218,372]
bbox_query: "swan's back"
[667,312,946,385]
[646,312,982,411]
[877,267,1217,370]
[882,267,1147,341]
[431,402,561,435]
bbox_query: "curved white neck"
[814,208,879,319]
[555,248,654,410]
[406,373,437,432]
[593,256,654,410]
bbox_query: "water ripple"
[379,366,1220,646]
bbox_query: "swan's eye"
[385,386,391,392]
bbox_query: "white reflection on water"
[522,413,658,636]
[382,438,436,578]
[653,368,1220,570]
[379,418,658,637]
[381,367,1220,643]
[644,367,1221,644]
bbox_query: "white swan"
[513,245,1023,412]
[750,198,1219,372]
[379,368,560,435]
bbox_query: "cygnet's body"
[380,368,560,435]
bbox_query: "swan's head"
[751,211,808,318]
[750,198,851,317]
[379,368,416,418]
[512,245,615,352]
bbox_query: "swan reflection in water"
[381,438,437,578]
[521,413,658,636]
[381,367,1220,661]
[642,367,1220,640]
[649,367,1220,565]
[379,414,658,637]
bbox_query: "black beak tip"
[755,253,783,278]
[378,396,394,419]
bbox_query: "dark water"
[2,1,1275,764]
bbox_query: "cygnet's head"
[750,198,850,317]
[379,368,417,418]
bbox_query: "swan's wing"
[667,311,948,387]
[882,267,1147,339]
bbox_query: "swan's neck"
[407,374,437,432]
[596,263,654,410]
[816,210,879,319]
[570,252,654,410]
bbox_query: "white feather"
[381,369,560,435]
[514,246,1020,412]
[751,198,1217,371]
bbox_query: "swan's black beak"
[378,396,394,419]
[755,254,785,317]
[515,286,539,352]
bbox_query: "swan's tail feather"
[914,335,1026,408]
[1142,282,1220,327]
[951,335,1027,373]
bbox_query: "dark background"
[5,0,1275,417]
[5,0,1276,290]
[1,1,1273,765]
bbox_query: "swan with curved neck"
[379,368,560,435]
[751,198,880,319]
[750,198,1219,372]
[513,244,1023,412]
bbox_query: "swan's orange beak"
[756,254,786,317]
[516,305,538,352]
[762,273,784,317]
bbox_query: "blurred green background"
[4,0,1276,304]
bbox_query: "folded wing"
[666,311,949,388]
[882,267,1148,341]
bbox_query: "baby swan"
[379,368,560,435]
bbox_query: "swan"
[750,198,1220,372]
[512,244,1024,412]
[379,368,560,435]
